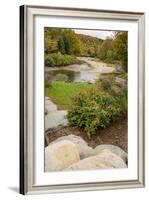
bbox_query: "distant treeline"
[44,28,128,71]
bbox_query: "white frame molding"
[20,5,145,195]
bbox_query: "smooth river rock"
[45,110,68,131]
[45,140,80,171]
[50,135,94,159]
[115,65,125,73]
[115,77,127,88]
[65,149,127,171]
[45,97,57,114]
[94,144,128,163]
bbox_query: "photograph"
[20,5,145,194]
[44,27,128,172]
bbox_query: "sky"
[74,29,115,40]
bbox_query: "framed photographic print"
[20,5,145,194]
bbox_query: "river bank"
[45,57,115,83]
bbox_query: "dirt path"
[77,57,115,74]
[46,117,128,152]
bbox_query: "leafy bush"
[45,52,77,67]
[55,73,69,82]
[67,88,127,139]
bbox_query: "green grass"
[45,81,94,110]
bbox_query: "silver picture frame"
[20,5,145,195]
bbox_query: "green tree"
[63,30,83,55]
[44,28,85,56]
[111,32,128,71]
[63,36,72,54]
[58,37,66,54]
[97,39,112,60]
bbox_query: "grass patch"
[45,81,94,110]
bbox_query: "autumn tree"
[44,28,83,56]
[112,32,128,71]
[44,29,57,53]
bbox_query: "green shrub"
[45,54,54,67]
[67,88,127,139]
[45,52,77,67]
[55,73,69,82]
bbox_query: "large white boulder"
[65,149,127,171]
[94,144,127,163]
[45,140,80,171]
[50,135,94,159]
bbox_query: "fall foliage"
[44,28,128,71]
